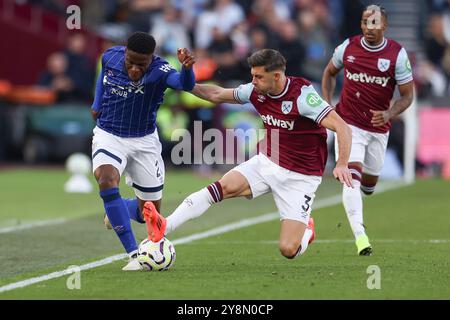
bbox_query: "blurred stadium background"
[0,0,449,300]
[0,0,449,176]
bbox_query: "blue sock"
[124,198,144,224]
[100,188,137,254]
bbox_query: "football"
[137,237,176,271]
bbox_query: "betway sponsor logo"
[346,70,390,87]
[261,115,294,130]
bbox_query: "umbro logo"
[184,198,193,207]
[347,55,356,63]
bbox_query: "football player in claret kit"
[91,32,195,270]
[321,4,414,255]
[143,49,353,260]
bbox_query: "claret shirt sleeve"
[331,38,350,69]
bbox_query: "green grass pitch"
[0,168,449,299]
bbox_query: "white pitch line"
[0,181,407,294]
[185,239,450,245]
[0,218,68,234]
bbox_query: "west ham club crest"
[281,101,293,114]
[377,58,390,72]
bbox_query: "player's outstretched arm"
[191,84,238,104]
[321,60,341,106]
[370,81,414,127]
[320,110,353,188]
[91,67,105,121]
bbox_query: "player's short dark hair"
[247,49,286,72]
[126,32,156,55]
[364,4,388,20]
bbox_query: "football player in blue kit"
[91,32,195,270]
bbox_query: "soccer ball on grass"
[137,237,176,271]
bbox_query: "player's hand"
[333,164,353,188]
[91,109,101,121]
[370,109,391,127]
[177,48,195,69]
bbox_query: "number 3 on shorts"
[301,195,312,212]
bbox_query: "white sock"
[166,188,215,234]
[296,228,313,257]
[342,180,366,239]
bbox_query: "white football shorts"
[232,153,322,225]
[334,124,389,176]
[92,126,165,201]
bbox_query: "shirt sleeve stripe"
[315,106,333,124]
[396,76,414,85]
[331,58,342,69]
[233,89,243,103]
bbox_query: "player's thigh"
[126,134,165,201]
[218,170,252,199]
[363,131,389,176]
[272,172,321,226]
[92,127,128,185]
[229,154,271,199]
[335,125,367,164]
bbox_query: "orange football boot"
[307,217,315,244]
[143,201,167,242]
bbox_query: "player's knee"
[97,175,119,190]
[360,183,376,195]
[279,242,300,259]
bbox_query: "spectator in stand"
[249,27,270,54]
[419,13,450,97]
[151,4,191,56]
[38,52,76,102]
[195,0,245,49]
[277,20,305,77]
[63,33,95,101]
[208,27,241,83]
[125,0,164,32]
[248,0,291,32]
[296,9,331,85]
[172,0,209,30]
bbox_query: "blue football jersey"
[94,46,177,137]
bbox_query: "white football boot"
[122,253,143,271]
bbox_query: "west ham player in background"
[143,49,353,260]
[321,5,414,256]
[91,32,195,270]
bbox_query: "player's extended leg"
[94,165,139,258]
[343,162,372,256]
[104,197,145,229]
[279,218,315,259]
[143,170,253,242]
